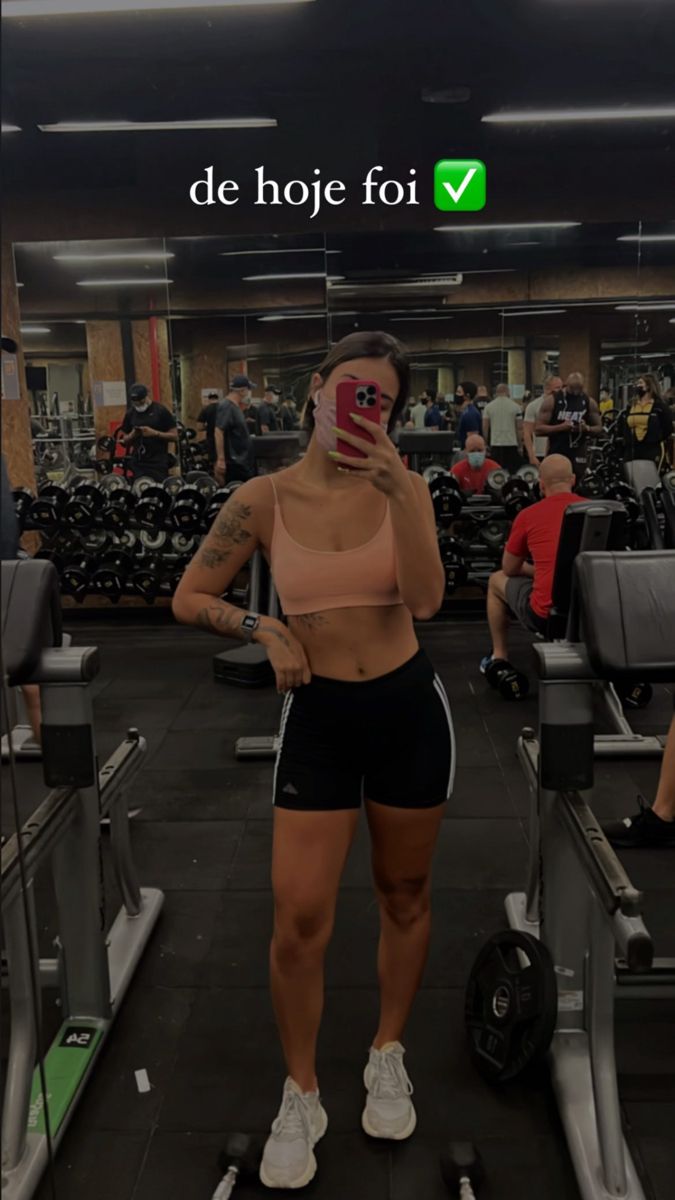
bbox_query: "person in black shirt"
[279,395,299,432]
[120,383,178,482]
[620,374,673,467]
[197,392,221,466]
[535,372,602,481]
[215,375,256,485]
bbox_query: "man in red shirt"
[450,434,501,495]
[480,454,585,680]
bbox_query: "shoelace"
[271,1088,311,1141]
[370,1050,413,1100]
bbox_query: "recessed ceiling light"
[482,105,675,124]
[617,233,675,243]
[434,222,579,233]
[258,313,327,322]
[16,282,25,288]
[615,302,675,311]
[390,316,454,322]
[21,326,51,334]
[76,278,173,287]
[502,308,567,317]
[1,124,21,133]
[220,248,340,258]
[40,118,276,133]
[600,356,616,362]
[54,251,174,262]
[508,241,541,247]
[5,0,314,14]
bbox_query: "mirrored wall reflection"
[326,221,675,473]
[13,238,173,484]
[164,233,329,472]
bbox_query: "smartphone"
[335,380,382,463]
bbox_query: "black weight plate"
[99,474,129,495]
[132,476,156,497]
[465,930,557,1083]
[140,529,168,551]
[516,465,540,487]
[171,532,197,555]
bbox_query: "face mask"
[635,386,647,398]
[312,389,338,452]
[133,401,150,413]
[468,451,486,469]
[454,394,463,405]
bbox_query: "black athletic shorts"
[273,648,455,811]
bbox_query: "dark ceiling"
[3,0,675,243]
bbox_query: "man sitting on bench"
[480,455,585,692]
[603,710,675,849]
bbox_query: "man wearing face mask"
[214,374,256,486]
[450,434,500,495]
[454,382,482,449]
[535,371,602,481]
[120,383,178,482]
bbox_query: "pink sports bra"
[267,475,404,616]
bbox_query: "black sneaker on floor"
[603,796,675,849]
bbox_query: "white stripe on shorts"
[433,675,456,799]
[272,691,295,805]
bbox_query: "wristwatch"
[240,613,261,643]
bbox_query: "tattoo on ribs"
[292,612,329,630]
[199,501,253,569]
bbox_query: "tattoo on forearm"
[291,612,328,630]
[198,501,253,569]
[195,604,240,637]
[265,626,291,648]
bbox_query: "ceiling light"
[434,222,579,232]
[2,124,21,133]
[600,356,616,362]
[16,282,24,288]
[76,278,173,287]
[640,351,675,358]
[220,248,340,258]
[5,0,314,15]
[601,340,651,349]
[258,313,327,322]
[54,251,174,262]
[21,326,51,334]
[244,272,331,282]
[40,118,276,133]
[391,316,454,322]
[670,318,675,324]
[617,233,675,243]
[615,303,675,311]
[508,241,541,247]
[482,105,675,124]
[502,308,567,317]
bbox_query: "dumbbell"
[428,472,464,527]
[211,1133,263,1200]
[486,468,510,499]
[134,482,173,531]
[100,476,135,532]
[515,464,539,488]
[28,482,69,531]
[129,554,164,603]
[441,1143,484,1199]
[605,482,640,524]
[616,679,653,710]
[483,658,529,701]
[438,535,468,596]
[12,487,34,533]
[479,519,508,553]
[64,482,105,532]
[164,475,185,499]
[204,482,243,530]
[578,470,604,499]
[61,553,95,602]
[171,484,207,533]
[91,549,134,603]
[500,478,532,520]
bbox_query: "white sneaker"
[259,1077,328,1190]
[362,1042,417,1140]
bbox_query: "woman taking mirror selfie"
[173,330,452,1191]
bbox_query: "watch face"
[242,615,258,631]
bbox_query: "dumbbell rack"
[14,473,247,611]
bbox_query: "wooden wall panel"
[86,321,126,440]
[132,318,173,411]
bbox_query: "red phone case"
[335,380,382,462]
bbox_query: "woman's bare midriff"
[287,604,419,681]
[256,468,420,681]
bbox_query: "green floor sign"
[28,1024,102,1136]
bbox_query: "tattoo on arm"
[198,501,253,569]
[195,603,240,637]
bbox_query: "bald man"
[480,455,586,681]
[450,434,501,495]
[535,371,602,481]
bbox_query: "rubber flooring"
[1,620,673,1200]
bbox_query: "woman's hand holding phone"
[329,415,410,498]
